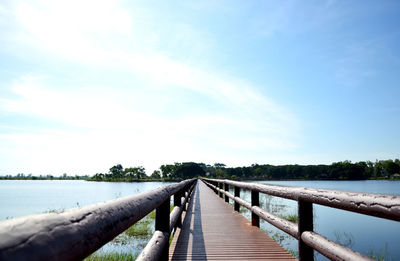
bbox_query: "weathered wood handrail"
[0,179,196,261]
[203,178,400,261]
[136,181,196,261]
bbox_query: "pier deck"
[169,181,296,260]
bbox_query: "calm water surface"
[0,180,171,220]
[248,180,400,260]
[0,180,399,260]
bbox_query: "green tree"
[93,173,104,181]
[174,162,205,179]
[214,163,226,169]
[160,164,176,179]
[110,164,124,179]
[124,166,147,180]
[381,160,400,175]
[150,170,161,179]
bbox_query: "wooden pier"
[169,181,295,260]
[1,178,399,261]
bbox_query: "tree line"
[2,159,399,181]
[88,159,400,182]
[0,173,89,180]
[89,164,154,181]
[202,159,400,180]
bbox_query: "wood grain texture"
[169,181,296,260]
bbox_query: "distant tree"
[160,164,176,179]
[110,164,124,179]
[88,158,400,182]
[150,170,161,179]
[214,163,226,169]
[124,166,147,180]
[93,173,104,181]
[174,162,205,179]
[135,166,147,179]
[215,168,225,178]
[198,163,216,177]
[381,160,400,175]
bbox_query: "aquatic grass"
[286,248,299,259]
[333,231,354,248]
[239,207,248,214]
[112,213,154,244]
[271,231,286,245]
[280,213,298,223]
[105,206,180,256]
[124,219,153,237]
[85,251,137,261]
[366,243,392,261]
[88,210,156,258]
[148,210,156,219]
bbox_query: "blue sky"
[0,0,399,176]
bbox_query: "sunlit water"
[0,180,399,260]
[0,180,170,257]
[0,180,171,220]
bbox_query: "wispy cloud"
[0,0,301,175]
[1,72,300,172]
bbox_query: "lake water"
[0,180,171,220]
[242,180,400,260]
[0,180,399,260]
[0,180,170,258]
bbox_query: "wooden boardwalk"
[169,181,296,260]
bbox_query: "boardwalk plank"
[169,181,297,260]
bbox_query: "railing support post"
[298,200,314,261]
[234,186,240,212]
[219,182,223,198]
[156,197,170,261]
[224,183,229,203]
[174,190,182,228]
[251,190,260,227]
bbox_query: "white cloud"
[0,0,301,175]
[0,71,300,175]
[6,0,132,66]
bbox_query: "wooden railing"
[202,179,400,261]
[0,179,196,261]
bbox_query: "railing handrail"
[210,178,400,221]
[136,180,196,261]
[0,179,196,261]
[203,178,400,261]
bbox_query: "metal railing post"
[298,200,314,261]
[219,182,223,198]
[156,197,170,261]
[224,183,229,203]
[251,190,260,227]
[234,186,240,212]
